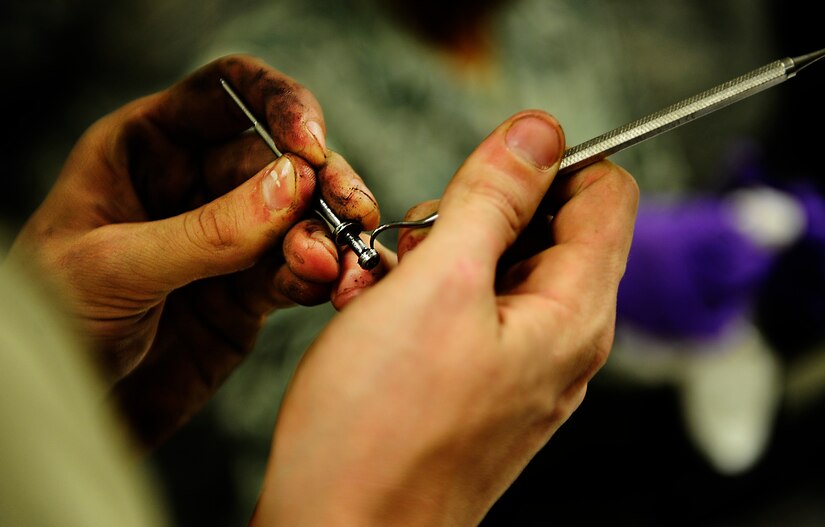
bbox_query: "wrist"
[251,427,492,526]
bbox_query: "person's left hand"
[252,110,639,525]
[7,55,385,449]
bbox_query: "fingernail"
[505,116,561,170]
[262,157,296,210]
[306,120,326,154]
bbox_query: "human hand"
[252,110,639,525]
[7,54,383,449]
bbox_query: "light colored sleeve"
[0,255,168,527]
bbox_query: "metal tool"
[369,47,825,249]
[220,79,381,270]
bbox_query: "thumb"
[424,111,564,273]
[112,155,316,292]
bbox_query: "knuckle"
[474,180,524,236]
[589,160,640,204]
[186,202,239,252]
[610,164,641,204]
[589,326,615,371]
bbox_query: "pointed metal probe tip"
[791,48,825,72]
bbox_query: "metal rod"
[368,47,825,248]
[558,48,825,174]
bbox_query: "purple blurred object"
[617,197,775,342]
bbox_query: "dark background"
[2,1,823,525]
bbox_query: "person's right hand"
[253,110,640,525]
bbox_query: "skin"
[252,110,639,526]
[8,54,639,524]
[7,54,384,450]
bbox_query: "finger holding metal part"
[369,47,825,248]
[220,79,380,270]
[315,199,381,269]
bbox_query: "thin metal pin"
[369,47,825,249]
[220,79,380,270]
